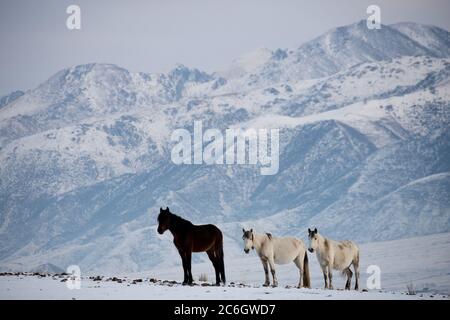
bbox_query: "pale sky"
[1,0,449,96]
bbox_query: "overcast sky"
[1,0,449,96]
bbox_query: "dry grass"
[406,282,416,295]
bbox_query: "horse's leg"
[207,250,220,286]
[293,255,303,288]
[327,265,333,290]
[353,258,360,291]
[186,251,193,285]
[344,267,353,290]
[344,268,350,290]
[321,265,328,289]
[268,257,278,287]
[219,253,226,285]
[216,244,226,284]
[260,257,270,287]
[178,250,188,285]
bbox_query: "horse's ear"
[242,228,245,233]
[250,228,253,233]
[308,228,311,234]
[166,207,169,211]
[160,207,163,212]
[314,228,317,234]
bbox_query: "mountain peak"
[168,63,212,83]
[63,63,127,77]
[38,63,132,94]
[218,47,273,78]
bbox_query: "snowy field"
[1,233,449,300]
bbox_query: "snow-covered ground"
[1,233,449,300]
[0,276,444,300]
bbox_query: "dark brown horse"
[157,207,226,286]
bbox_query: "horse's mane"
[169,212,193,227]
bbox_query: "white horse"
[307,228,360,290]
[242,229,311,288]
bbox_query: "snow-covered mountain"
[215,20,450,91]
[0,21,449,273]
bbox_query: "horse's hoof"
[263,283,270,287]
[272,284,278,288]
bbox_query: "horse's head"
[157,207,171,234]
[242,228,254,254]
[307,228,318,253]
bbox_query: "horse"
[157,207,226,286]
[242,229,311,288]
[307,228,360,290]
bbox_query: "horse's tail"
[354,246,360,266]
[302,252,311,288]
[216,229,226,284]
